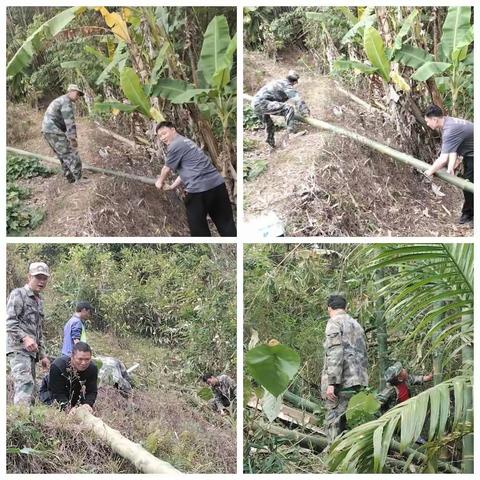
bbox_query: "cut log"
[7,146,157,186]
[94,123,139,149]
[243,94,474,194]
[251,421,328,452]
[74,406,180,474]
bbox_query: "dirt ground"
[7,104,190,237]
[244,50,472,237]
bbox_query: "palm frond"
[327,376,472,473]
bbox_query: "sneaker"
[459,213,473,224]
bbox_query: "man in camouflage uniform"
[42,84,84,183]
[377,362,433,413]
[320,295,368,443]
[202,373,236,415]
[251,70,310,148]
[96,355,133,396]
[6,262,51,406]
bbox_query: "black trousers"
[185,183,237,237]
[462,156,474,217]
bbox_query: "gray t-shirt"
[441,116,473,158]
[165,134,224,193]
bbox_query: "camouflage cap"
[286,70,299,82]
[29,262,50,277]
[384,361,403,383]
[67,84,84,96]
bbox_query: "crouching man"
[202,373,236,415]
[39,341,98,412]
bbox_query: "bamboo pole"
[251,421,328,452]
[243,94,474,193]
[74,406,181,474]
[7,146,157,186]
[283,391,322,414]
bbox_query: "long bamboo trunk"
[251,421,328,452]
[243,94,474,193]
[432,301,444,386]
[283,391,322,413]
[375,269,388,391]
[74,406,181,474]
[7,147,157,186]
[461,301,474,473]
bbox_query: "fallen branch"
[74,406,181,474]
[94,122,139,149]
[7,146,157,186]
[334,82,387,114]
[283,391,322,414]
[243,94,474,194]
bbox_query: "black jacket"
[48,356,98,409]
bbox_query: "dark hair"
[72,341,92,355]
[424,104,444,118]
[76,301,92,313]
[156,121,175,133]
[202,372,214,382]
[327,295,347,310]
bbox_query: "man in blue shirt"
[61,301,92,357]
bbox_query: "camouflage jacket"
[252,79,305,107]
[96,355,133,395]
[213,374,236,404]
[41,95,77,139]
[321,312,368,395]
[6,285,46,359]
[377,375,425,412]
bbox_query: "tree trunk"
[375,269,388,390]
[243,94,474,193]
[461,301,473,473]
[74,406,181,474]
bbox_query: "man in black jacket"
[40,341,97,412]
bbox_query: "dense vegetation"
[7,243,236,377]
[7,6,237,195]
[244,243,473,473]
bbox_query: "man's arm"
[164,175,183,191]
[84,366,98,407]
[408,373,433,385]
[324,321,344,400]
[6,290,29,344]
[71,320,83,344]
[155,165,172,190]
[425,153,449,177]
[446,152,458,175]
[49,363,70,409]
[60,100,77,142]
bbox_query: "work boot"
[459,213,473,225]
[266,133,275,148]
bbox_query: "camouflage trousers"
[43,132,82,182]
[324,388,359,444]
[252,99,295,147]
[8,352,36,406]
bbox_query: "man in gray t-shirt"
[424,105,473,224]
[155,121,236,237]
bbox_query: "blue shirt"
[61,315,85,356]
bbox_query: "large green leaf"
[411,62,451,82]
[198,15,231,84]
[363,27,390,81]
[341,7,375,45]
[245,343,300,397]
[93,101,138,113]
[393,9,419,50]
[120,67,150,116]
[96,42,127,85]
[7,6,86,77]
[346,391,380,429]
[152,79,209,104]
[211,33,237,89]
[333,59,377,75]
[440,6,473,60]
[395,45,433,69]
